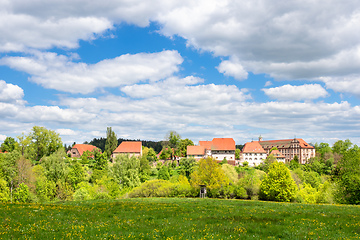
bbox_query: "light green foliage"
[32,165,56,202]
[237,167,264,199]
[139,155,151,182]
[234,185,248,199]
[334,145,360,204]
[105,127,117,159]
[159,148,172,160]
[93,150,108,170]
[80,150,92,164]
[147,148,158,162]
[258,154,276,172]
[303,171,321,189]
[0,150,20,186]
[41,149,67,183]
[289,158,300,170]
[221,164,238,184]
[269,147,279,153]
[219,158,228,165]
[235,149,241,159]
[316,181,335,204]
[129,179,174,198]
[73,187,91,201]
[111,155,140,189]
[0,178,10,202]
[179,138,194,157]
[94,175,121,199]
[1,137,18,153]
[17,133,31,156]
[158,165,170,180]
[178,157,196,178]
[164,131,181,158]
[190,157,229,197]
[56,180,74,201]
[67,161,86,189]
[25,126,63,163]
[259,161,297,202]
[296,183,317,204]
[332,139,352,155]
[13,183,30,203]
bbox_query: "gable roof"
[187,145,205,155]
[113,141,142,153]
[211,138,235,151]
[259,138,314,149]
[199,141,212,149]
[242,141,266,153]
[71,144,98,156]
[270,149,285,158]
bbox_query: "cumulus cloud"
[262,84,329,101]
[217,58,248,80]
[0,50,183,94]
[0,80,24,103]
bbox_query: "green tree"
[179,138,194,157]
[17,133,31,156]
[105,127,117,160]
[41,150,67,184]
[190,157,229,197]
[67,161,86,189]
[165,131,181,159]
[1,137,18,153]
[334,145,360,204]
[139,155,151,182]
[13,183,30,203]
[222,164,238,184]
[259,161,297,202]
[158,165,170,180]
[235,149,241,159]
[0,178,10,202]
[332,139,352,156]
[178,157,196,179]
[111,155,140,189]
[25,126,63,163]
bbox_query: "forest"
[0,126,359,205]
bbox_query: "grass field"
[1,198,360,239]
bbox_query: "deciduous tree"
[259,161,297,202]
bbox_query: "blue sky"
[1,0,360,146]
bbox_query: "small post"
[199,184,207,198]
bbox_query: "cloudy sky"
[1,0,360,146]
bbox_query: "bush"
[13,183,30,203]
[128,180,174,198]
[259,162,297,202]
[0,178,10,202]
[73,187,91,201]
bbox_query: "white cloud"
[56,129,77,136]
[262,84,329,101]
[264,81,272,87]
[0,134,6,142]
[217,58,248,80]
[320,75,360,97]
[0,80,25,103]
[0,50,183,94]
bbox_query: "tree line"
[0,126,359,205]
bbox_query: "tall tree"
[105,127,117,159]
[259,161,297,202]
[1,137,18,153]
[179,138,194,157]
[165,131,181,159]
[26,126,63,163]
[334,145,360,204]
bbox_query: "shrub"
[13,183,30,203]
[128,180,174,198]
[259,161,297,202]
[0,178,10,203]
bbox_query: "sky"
[1,0,360,146]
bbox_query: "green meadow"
[1,198,360,239]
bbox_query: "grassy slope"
[1,198,360,239]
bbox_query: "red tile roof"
[113,141,142,153]
[211,138,236,151]
[259,138,314,149]
[72,144,98,156]
[199,141,212,149]
[187,145,205,155]
[242,141,266,153]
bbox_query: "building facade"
[112,141,142,159]
[240,141,267,166]
[258,137,315,164]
